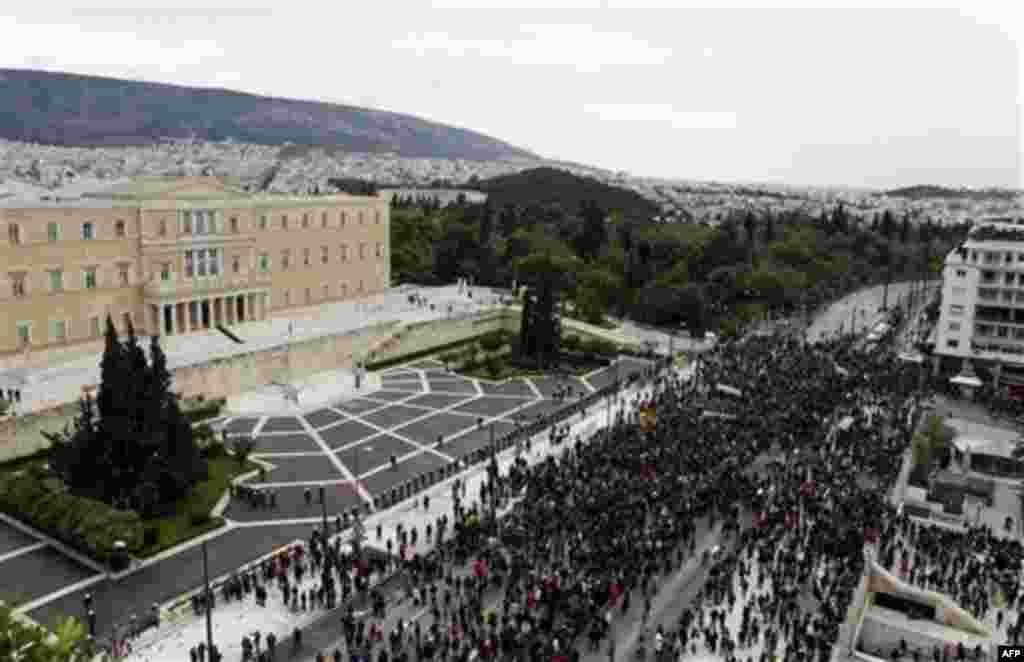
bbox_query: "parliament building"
[0,176,390,357]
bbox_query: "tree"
[899,214,911,243]
[0,604,93,661]
[517,252,573,368]
[880,210,896,239]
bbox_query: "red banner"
[864,527,880,544]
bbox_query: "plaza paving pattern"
[11,356,651,642]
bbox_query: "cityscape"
[0,5,1023,662]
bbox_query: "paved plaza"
[4,355,653,650]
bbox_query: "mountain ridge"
[0,68,539,162]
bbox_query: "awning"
[950,375,982,387]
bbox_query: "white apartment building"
[933,217,1024,389]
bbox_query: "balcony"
[144,272,272,300]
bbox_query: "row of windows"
[14,312,134,347]
[8,220,127,244]
[258,209,382,232]
[256,243,384,272]
[8,264,134,297]
[280,280,373,307]
[5,207,385,245]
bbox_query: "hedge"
[0,472,143,564]
[364,334,487,371]
[184,398,227,424]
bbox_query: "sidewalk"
[122,368,672,662]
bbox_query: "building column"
[239,294,247,323]
[164,305,174,335]
[225,297,234,325]
[185,301,194,333]
[177,303,187,335]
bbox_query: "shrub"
[184,398,226,424]
[562,335,581,352]
[582,338,618,356]
[189,508,211,527]
[143,526,160,548]
[479,331,505,353]
[0,472,143,563]
[485,355,503,378]
[202,440,227,460]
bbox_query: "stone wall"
[0,402,80,462]
[0,308,630,462]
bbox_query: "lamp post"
[202,540,215,662]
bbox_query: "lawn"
[135,456,260,559]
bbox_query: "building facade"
[933,217,1024,388]
[0,177,390,356]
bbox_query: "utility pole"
[202,540,215,662]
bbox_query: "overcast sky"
[2,1,1021,189]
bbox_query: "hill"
[0,69,537,161]
[475,167,660,219]
[885,185,1019,201]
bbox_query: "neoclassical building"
[0,176,390,356]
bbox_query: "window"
[340,244,348,262]
[284,290,292,306]
[321,212,328,228]
[359,243,366,260]
[305,288,312,304]
[9,273,26,298]
[321,246,329,264]
[359,279,364,292]
[121,312,132,332]
[302,248,310,267]
[982,271,997,283]
[230,217,239,233]
[341,282,348,297]
[948,322,961,332]
[340,212,347,227]
[375,210,381,224]
[282,250,291,270]
[358,211,364,225]
[375,242,383,258]
[196,249,208,277]
[951,286,966,297]
[8,223,20,244]
[90,316,101,338]
[1007,273,1017,285]
[82,222,94,240]
[196,211,209,235]
[159,219,168,237]
[946,339,959,348]
[185,251,195,278]
[955,269,967,277]
[322,284,330,299]
[49,269,64,293]
[209,249,220,276]
[160,263,171,281]
[84,267,97,289]
[258,253,270,271]
[971,251,978,262]
[302,213,310,228]
[16,322,32,347]
[118,264,131,286]
[115,220,126,238]
[47,222,59,242]
[232,257,240,274]
[259,215,269,231]
[282,215,289,230]
[52,320,68,343]
[949,304,965,316]
[184,211,193,234]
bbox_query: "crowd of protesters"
[287,334,919,662]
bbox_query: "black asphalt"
[251,433,322,454]
[318,420,381,451]
[0,545,98,607]
[224,484,364,523]
[360,453,450,495]
[254,455,346,483]
[304,408,347,429]
[360,405,427,430]
[478,379,535,396]
[260,416,306,434]
[426,379,478,393]
[333,398,385,415]
[223,417,261,434]
[453,396,534,418]
[393,413,478,445]
[336,435,419,476]
[0,520,38,555]
[363,390,418,403]
[403,393,475,410]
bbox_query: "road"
[805,281,938,344]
